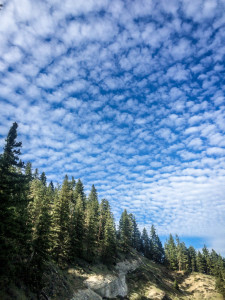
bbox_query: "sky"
[0,0,225,255]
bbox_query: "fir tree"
[202,245,211,274]
[150,225,164,264]
[98,199,111,254]
[176,235,189,271]
[118,209,133,252]
[141,228,151,258]
[51,175,71,265]
[40,172,47,186]
[0,123,31,278]
[70,194,85,259]
[30,186,51,291]
[25,162,33,182]
[196,251,205,273]
[130,214,141,252]
[188,246,197,272]
[165,234,177,270]
[101,209,117,263]
[74,178,86,206]
[34,168,39,179]
[49,180,54,192]
[84,185,99,261]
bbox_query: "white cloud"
[0,0,225,255]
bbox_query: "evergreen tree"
[196,251,205,273]
[141,228,151,258]
[130,214,141,252]
[30,186,51,291]
[51,175,70,265]
[98,199,111,254]
[84,185,99,261]
[188,246,197,272]
[101,209,117,263]
[74,178,86,206]
[29,179,46,227]
[150,225,164,264]
[0,122,31,278]
[216,271,225,298]
[25,162,33,182]
[176,235,189,271]
[34,168,39,179]
[118,209,133,252]
[165,234,177,270]
[70,194,85,259]
[202,245,211,274]
[40,172,47,186]
[49,180,54,192]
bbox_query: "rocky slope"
[1,252,223,299]
[127,256,223,300]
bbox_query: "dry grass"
[127,254,223,300]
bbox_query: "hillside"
[127,255,223,300]
[1,250,223,300]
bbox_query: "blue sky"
[0,0,225,255]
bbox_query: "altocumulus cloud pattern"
[0,0,225,254]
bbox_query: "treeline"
[0,123,225,297]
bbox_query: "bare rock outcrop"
[72,259,141,300]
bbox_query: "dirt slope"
[127,256,223,300]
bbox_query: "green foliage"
[176,235,189,271]
[150,225,164,264]
[215,272,225,298]
[141,228,150,258]
[101,208,117,263]
[119,209,133,252]
[51,175,71,265]
[70,194,85,259]
[130,214,142,252]
[74,178,86,205]
[40,172,47,186]
[0,122,31,279]
[83,185,100,261]
[165,234,178,270]
[188,246,197,272]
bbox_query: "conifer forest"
[0,123,225,298]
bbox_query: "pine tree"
[25,162,33,182]
[141,228,151,258]
[74,178,86,206]
[130,214,141,251]
[51,175,71,265]
[165,234,177,270]
[84,185,99,261]
[101,209,117,263]
[70,194,85,259]
[202,245,211,274]
[216,271,225,298]
[29,179,46,227]
[118,209,133,253]
[30,186,51,291]
[34,168,39,179]
[196,251,205,273]
[40,172,47,186]
[188,246,197,272]
[98,199,111,255]
[150,225,164,264]
[0,123,31,278]
[175,235,189,271]
[49,181,54,192]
